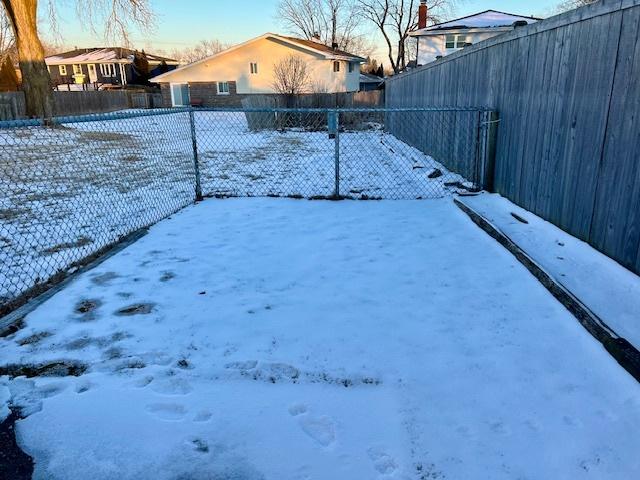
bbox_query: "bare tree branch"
[277,0,374,56]
[272,54,311,95]
[556,0,596,12]
[66,0,156,46]
[170,39,227,64]
[0,2,15,61]
[357,0,456,73]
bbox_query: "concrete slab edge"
[454,198,640,383]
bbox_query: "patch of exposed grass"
[76,131,133,143]
[17,331,53,346]
[41,236,93,255]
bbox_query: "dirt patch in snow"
[17,331,53,346]
[0,360,88,378]
[115,303,155,316]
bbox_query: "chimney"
[331,42,339,50]
[418,0,428,30]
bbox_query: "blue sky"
[49,0,560,57]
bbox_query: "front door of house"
[87,64,98,83]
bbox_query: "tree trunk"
[2,0,53,119]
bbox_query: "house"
[149,33,365,107]
[359,73,383,92]
[410,2,540,66]
[45,48,180,88]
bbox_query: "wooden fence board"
[386,0,640,275]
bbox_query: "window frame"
[100,63,116,77]
[72,64,82,75]
[445,34,469,49]
[217,81,230,95]
[333,61,340,73]
[348,62,354,73]
[59,65,67,75]
[170,83,190,107]
[456,35,468,48]
[250,62,258,74]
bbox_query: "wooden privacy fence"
[0,91,165,120]
[386,0,640,276]
[242,91,385,131]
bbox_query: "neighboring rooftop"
[359,73,383,84]
[412,9,541,35]
[45,48,179,65]
[280,35,365,61]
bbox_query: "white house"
[150,33,365,107]
[411,6,541,66]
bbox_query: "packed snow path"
[1,198,639,479]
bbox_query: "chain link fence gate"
[0,106,497,316]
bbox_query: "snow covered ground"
[1,198,639,479]
[0,110,464,307]
[459,193,640,350]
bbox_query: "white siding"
[417,31,507,66]
[156,37,360,94]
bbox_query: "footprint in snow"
[367,447,398,475]
[150,377,193,396]
[288,403,307,417]
[193,410,213,422]
[36,381,68,399]
[296,411,336,447]
[74,378,93,394]
[145,402,187,421]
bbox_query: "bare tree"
[1,0,154,119]
[357,0,455,73]
[277,0,373,56]
[0,4,15,62]
[557,0,596,12]
[170,39,227,64]
[272,54,311,95]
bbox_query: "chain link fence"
[0,106,496,315]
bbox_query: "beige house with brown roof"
[150,33,365,107]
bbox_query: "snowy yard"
[1,198,639,479]
[0,111,465,307]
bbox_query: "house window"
[445,34,468,49]
[250,63,258,74]
[348,62,354,73]
[333,61,340,72]
[100,63,116,77]
[217,81,230,94]
[72,64,82,75]
[59,65,67,75]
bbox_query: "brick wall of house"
[159,81,255,107]
[187,81,248,107]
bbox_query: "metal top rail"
[0,105,494,129]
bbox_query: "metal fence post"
[328,110,340,198]
[479,110,499,192]
[188,108,203,201]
